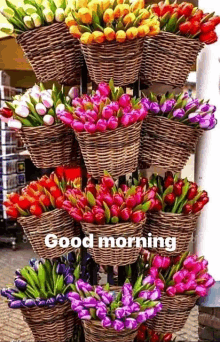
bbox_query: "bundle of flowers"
[144,252,215,298]
[148,172,209,215]
[63,172,153,224]
[0,83,78,129]
[67,0,160,45]
[150,0,220,44]
[68,278,162,330]
[141,92,217,130]
[4,169,80,219]
[136,325,173,342]
[0,0,70,36]
[58,80,148,134]
[0,252,81,309]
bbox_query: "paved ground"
[0,242,199,342]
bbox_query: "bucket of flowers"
[140,0,220,88]
[0,84,80,168]
[142,252,215,333]
[62,172,153,266]
[142,172,209,256]
[1,255,83,342]
[68,277,162,342]
[0,0,82,85]
[58,80,148,179]
[3,170,81,259]
[67,0,159,86]
[140,92,217,172]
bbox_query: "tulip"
[201,259,208,270]
[154,278,165,291]
[131,211,144,223]
[139,291,149,300]
[56,104,65,115]
[43,8,54,23]
[98,83,111,97]
[71,299,83,311]
[43,115,54,126]
[185,280,197,291]
[42,96,53,109]
[0,107,13,118]
[15,105,29,118]
[83,297,97,308]
[14,278,27,291]
[83,212,95,223]
[155,302,162,313]
[126,27,138,40]
[121,114,131,127]
[55,8,65,22]
[101,292,113,305]
[78,309,91,320]
[112,320,124,331]
[143,275,155,285]
[145,307,157,319]
[115,307,126,319]
[31,13,42,27]
[101,317,112,328]
[24,299,36,308]
[149,289,161,301]
[175,283,186,294]
[56,263,66,275]
[96,307,107,320]
[9,300,23,309]
[64,274,74,285]
[125,318,137,330]
[36,103,47,116]
[119,94,131,108]
[116,30,127,43]
[136,312,147,324]
[149,102,160,114]
[152,255,163,268]
[141,98,150,111]
[196,285,208,297]
[84,122,96,134]
[113,194,124,206]
[107,116,118,130]
[166,286,177,296]
[24,16,35,29]
[69,208,84,222]
[173,270,186,284]
[68,292,81,301]
[173,108,185,119]
[120,208,131,221]
[96,119,107,132]
[199,118,211,129]
[8,119,22,130]
[68,87,79,99]
[122,283,133,295]
[72,120,84,132]
[56,294,65,304]
[183,255,197,270]
[122,295,133,307]
[204,276,215,288]
[36,299,46,307]
[110,205,120,217]
[161,100,175,113]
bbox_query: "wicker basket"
[82,320,139,342]
[139,115,203,172]
[75,121,142,179]
[140,31,204,88]
[18,209,80,259]
[21,301,77,342]
[143,211,200,256]
[145,293,198,333]
[18,123,79,169]
[16,22,82,85]
[80,38,144,86]
[81,220,145,266]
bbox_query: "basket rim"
[148,211,201,218]
[16,21,67,40]
[17,208,65,223]
[147,30,204,46]
[82,319,140,332]
[20,122,67,133]
[81,218,146,229]
[80,36,144,48]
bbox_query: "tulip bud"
[31,13,42,27]
[166,286,176,297]
[42,96,53,109]
[8,119,22,130]
[126,27,138,40]
[116,30,126,43]
[43,8,54,23]
[103,8,114,23]
[23,16,35,29]
[96,118,107,132]
[80,32,94,44]
[0,23,14,35]
[36,103,47,116]
[112,319,124,331]
[78,8,92,24]
[43,114,54,126]
[104,27,116,41]
[55,8,65,22]
[120,208,131,221]
[102,317,112,328]
[0,7,14,19]
[15,105,29,118]
[195,285,208,297]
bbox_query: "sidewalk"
[0,243,199,342]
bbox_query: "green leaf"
[87,191,96,207]
[103,201,111,223]
[79,24,92,33]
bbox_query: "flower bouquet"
[0,84,80,168]
[0,0,82,84]
[140,0,220,88]
[62,172,152,266]
[67,0,160,86]
[68,278,162,342]
[4,170,81,258]
[140,92,217,172]
[58,80,148,178]
[143,252,215,333]
[1,255,81,342]
[143,172,209,256]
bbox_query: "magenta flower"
[145,307,157,319]
[143,275,155,285]
[115,307,126,319]
[183,255,197,270]
[122,283,132,295]
[101,292,114,305]
[175,283,186,294]
[152,255,163,268]
[112,320,124,331]
[109,101,120,112]
[184,280,197,291]
[130,302,140,312]
[96,119,107,132]
[149,289,161,301]
[173,109,185,119]
[121,114,131,127]
[166,286,176,297]
[98,83,111,97]
[149,102,160,114]
[125,318,137,329]
[119,94,131,108]
[96,307,107,320]
[83,297,97,308]
[161,100,175,113]
[139,291,149,300]
[71,120,84,132]
[84,122,97,134]
[122,295,133,307]
[107,116,118,130]
[101,317,112,328]
[195,285,208,297]
[154,278,165,291]
[141,98,150,111]
[154,302,162,313]
[78,309,91,320]
[136,312,147,324]
[204,276,215,288]
[102,106,114,120]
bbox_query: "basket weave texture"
[80,38,144,86]
[18,209,80,259]
[139,115,203,172]
[140,31,204,88]
[143,211,200,256]
[21,301,77,342]
[145,293,198,333]
[76,121,142,179]
[18,123,79,169]
[17,22,82,85]
[82,320,139,342]
[81,219,145,266]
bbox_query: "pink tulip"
[72,98,82,107]
[138,106,148,121]
[96,119,107,132]
[195,285,208,297]
[109,101,120,112]
[84,122,96,134]
[161,257,171,269]
[75,107,85,117]
[131,211,144,223]
[166,286,176,297]
[185,280,197,291]
[145,189,156,201]
[92,206,105,215]
[135,192,143,205]
[183,255,197,270]
[102,106,114,120]
[98,82,111,97]
[72,120,84,132]
[103,194,114,206]
[121,114,131,127]
[113,194,124,206]
[86,110,98,122]
[149,267,159,278]
[129,110,139,124]
[43,114,54,126]
[126,195,136,208]
[110,205,120,217]
[155,278,165,291]
[192,262,203,275]
[69,208,83,222]
[120,208,131,221]
[152,255,163,268]
[59,115,73,126]
[204,276,215,288]
[102,176,115,189]
[201,259,208,270]
[62,200,72,211]
[173,270,187,284]
[107,116,118,130]
[119,94,131,108]
[175,283,186,294]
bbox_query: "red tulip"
[126,195,136,208]
[8,193,20,204]
[95,212,105,225]
[139,177,148,188]
[131,211,144,223]
[120,208,131,221]
[135,192,143,206]
[102,176,115,189]
[56,196,64,209]
[173,182,183,197]
[50,186,62,199]
[92,206,105,215]
[0,107,13,118]
[83,212,95,223]
[200,31,218,44]
[103,194,113,206]
[6,206,19,219]
[201,21,215,34]
[113,194,124,206]
[3,199,13,207]
[18,196,31,210]
[200,196,209,205]
[45,178,56,189]
[110,205,120,217]
[209,16,220,27]
[29,181,39,191]
[192,201,204,213]
[164,193,175,206]
[182,204,193,215]
[69,208,83,222]
[30,204,43,217]
[164,176,174,189]
[120,184,128,192]
[39,194,51,207]
[190,9,203,23]
[187,187,197,200]
[163,333,173,342]
[152,199,162,211]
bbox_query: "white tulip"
[15,105,30,118]
[43,115,54,126]
[32,85,41,93]
[56,104,65,114]
[42,96,54,109]
[55,8,65,22]
[68,87,79,99]
[8,119,22,130]
[36,103,47,116]
[66,96,71,102]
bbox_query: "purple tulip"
[115,307,126,319]
[24,299,36,308]
[155,302,162,313]
[182,92,190,100]
[101,292,113,305]
[121,114,131,127]
[107,116,118,130]
[14,278,27,291]
[71,299,82,310]
[208,117,217,129]
[56,263,66,275]
[149,102,160,114]
[196,285,208,297]
[141,98,150,111]
[101,317,112,328]
[15,269,22,277]
[149,289,161,301]
[95,286,104,296]
[173,270,187,284]
[138,106,148,121]
[122,283,132,295]
[173,108,185,119]
[145,307,157,319]
[123,306,133,316]
[122,295,133,307]
[96,307,107,320]
[125,318,137,330]
[130,302,140,312]
[46,297,56,307]
[56,294,66,304]
[96,301,107,309]
[166,286,176,297]
[136,312,147,324]
[64,274,74,285]
[139,291,149,300]
[9,300,23,309]
[143,275,155,285]
[98,83,111,97]
[119,94,131,108]
[183,256,197,270]
[83,297,97,308]
[72,120,84,132]
[185,99,199,111]
[78,309,91,320]
[1,288,9,297]
[68,292,80,301]
[36,299,46,307]
[112,320,124,331]
[161,100,174,113]
[199,118,211,129]
[96,119,107,132]
[76,280,93,292]
[199,103,211,112]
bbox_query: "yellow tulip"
[78,8,93,24]
[76,0,88,8]
[104,27,116,41]
[123,13,135,26]
[87,0,98,12]
[70,25,82,39]
[116,30,126,43]
[101,0,110,11]
[114,4,129,18]
[103,9,114,23]
[138,24,150,37]
[148,25,160,36]
[65,16,77,27]
[93,31,106,44]
[139,9,150,20]
[130,0,145,12]
[126,26,138,40]
[80,32,94,44]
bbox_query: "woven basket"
[17,123,79,169]
[18,209,80,259]
[82,320,139,342]
[143,211,200,256]
[16,22,82,85]
[139,115,203,172]
[75,122,142,179]
[21,301,77,342]
[80,38,144,86]
[145,293,198,333]
[140,31,204,88]
[81,219,145,266]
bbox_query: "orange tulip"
[80,32,94,44]
[138,25,150,37]
[65,16,77,27]
[103,9,114,23]
[104,27,116,41]
[70,25,82,39]
[126,27,138,40]
[131,0,145,12]
[116,30,126,43]
[139,9,150,20]
[123,13,136,26]
[78,8,92,24]
[114,4,130,19]
[148,25,160,36]
[93,31,106,44]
